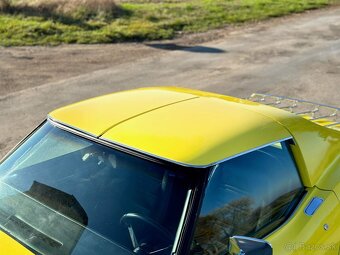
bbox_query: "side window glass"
[191,140,304,255]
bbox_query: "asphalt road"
[1,7,340,158]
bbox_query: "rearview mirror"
[229,236,272,255]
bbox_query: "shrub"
[0,0,10,12]
[61,0,119,20]
[13,0,120,21]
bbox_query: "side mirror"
[228,236,273,255]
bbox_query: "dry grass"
[32,0,117,14]
[9,0,120,20]
[0,0,10,11]
[117,0,190,2]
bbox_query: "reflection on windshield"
[0,122,191,255]
[0,181,86,255]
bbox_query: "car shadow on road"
[145,43,226,54]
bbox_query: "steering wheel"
[120,213,174,254]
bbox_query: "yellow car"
[0,87,339,255]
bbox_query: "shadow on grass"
[145,43,226,53]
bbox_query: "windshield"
[0,122,192,255]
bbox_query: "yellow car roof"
[49,88,196,136]
[49,87,292,167]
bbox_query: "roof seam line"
[97,96,200,137]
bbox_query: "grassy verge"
[0,0,338,46]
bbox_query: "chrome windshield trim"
[99,136,210,168]
[48,117,293,169]
[171,189,193,255]
[208,165,218,182]
[48,115,100,138]
[99,135,292,169]
[47,117,167,165]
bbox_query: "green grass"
[0,0,338,46]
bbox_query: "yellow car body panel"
[49,87,339,186]
[51,87,291,167]
[102,96,291,166]
[3,87,337,255]
[266,187,340,255]
[49,88,196,137]
[0,231,33,255]
[233,101,340,189]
